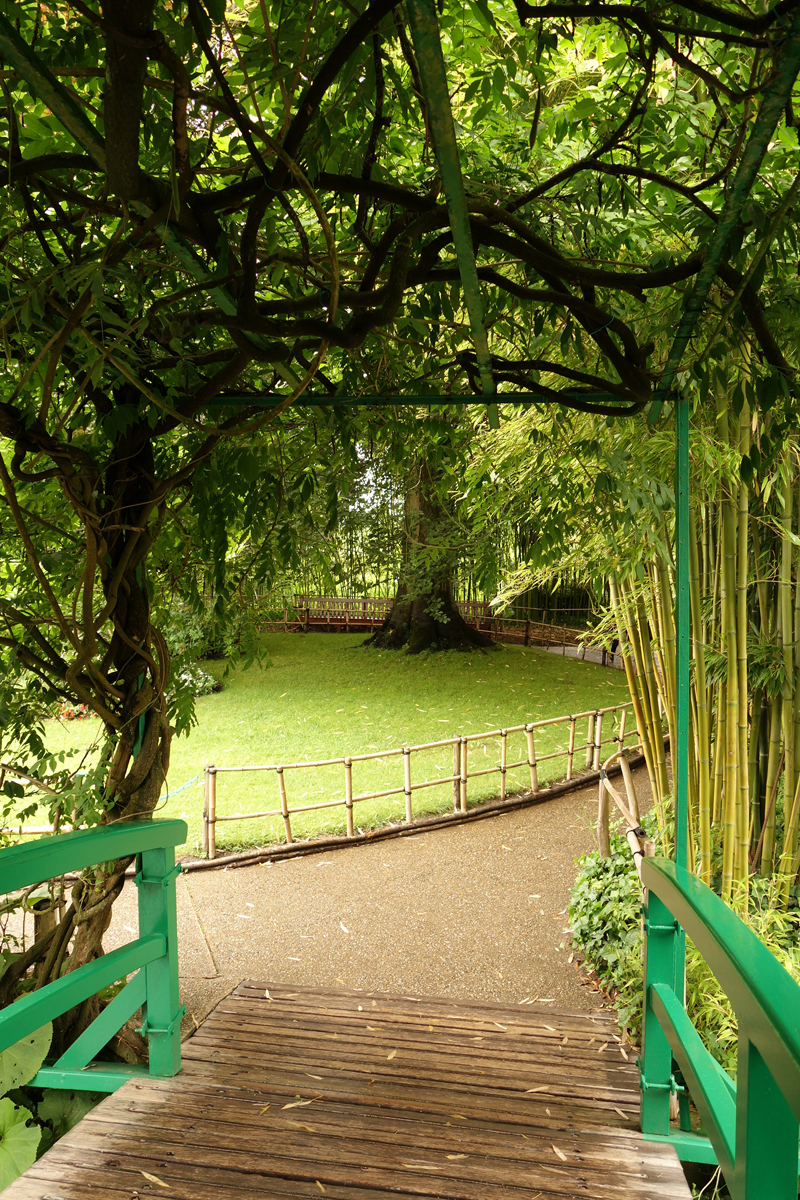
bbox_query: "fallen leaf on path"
[264,989,270,1000]
[403,1164,439,1170]
[140,1172,170,1188]
[525,1085,548,1093]
[340,922,349,933]
[316,1182,325,1192]
[614,1108,629,1120]
[282,1099,316,1109]
[305,1073,323,1080]
[387,1049,397,1060]
[619,1046,629,1060]
[493,1022,507,1030]
[542,1025,556,1032]
[552,1145,568,1162]
[259,1105,270,1114]
[450,1114,466,1120]
[597,1042,609,1053]
[446,1154,467,1160]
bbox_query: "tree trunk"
[364,459,493,654]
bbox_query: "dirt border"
[180,747,654,873]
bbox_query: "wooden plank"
[4,981,691,1200]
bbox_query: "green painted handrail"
[0,820,187,1091]
[0,820,188,894]
[641,856,800,1198]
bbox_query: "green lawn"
[47,634,630,855]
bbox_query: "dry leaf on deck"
[525,1085,548,1093]
[619,1046,629,1060]
[597,1042,609,1052]
[446,1154,467,1160]
[387,1049,397,1060]
[305,1073,323,1080]
[614,1108,629,1120]
[316,1182,325,1192]
[282,1099,315,1109]
[259,1105,270,1114]
[552,1145,568,1162]
[140,1172,170,1188]
[403,1164,438,1170]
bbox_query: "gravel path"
[107,766,652,1034]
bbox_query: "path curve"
[107,766,653,1033]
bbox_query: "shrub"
[568,836,800,1074]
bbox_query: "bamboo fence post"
[593,712,603,770]
[208,765,217,859]
[283,606,288,632]
[567,718,576,781]
[585,714,595,769]
[202,763,209,855]
[403,748,413,823]
[500,730,507,801]
[344,757,354,837]
[277,767,293,843]
[525,619,530,646]
[525,724,539,793]
[562,624,567,655]
[618,707,627,750]
[452,741,460,811]
[597,778,611,857]
[459,738,468,812]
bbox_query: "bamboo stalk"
[619,752,641,825]
[718,387,739,899]
[609,575,658,804]
[202,764,210,856]
[736,404,750,892]
[597,779,611,857]
[403,748,412,823]
[593,712,603,771]
[344,757,354,837]
[208,766,217,860]
[567,718,576,781]
[689,506,712,883]
[760,696,783,874]
[526,724,539,792]
[452,742,460,812]
[585,713,595,770]
[277,767,293,843]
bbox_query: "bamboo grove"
[610,414,800,906]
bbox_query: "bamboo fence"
[202,701,637,858]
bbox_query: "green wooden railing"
[640,856,800,1199]
[0,820,187,1092]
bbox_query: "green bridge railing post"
[0,820,187,1093]
[736,1036,798,1198]
[640,889,680,1136]
[135,844,184,1076]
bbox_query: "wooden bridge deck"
[9,982,690,1200]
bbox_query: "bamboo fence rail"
[202,701,637,858]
